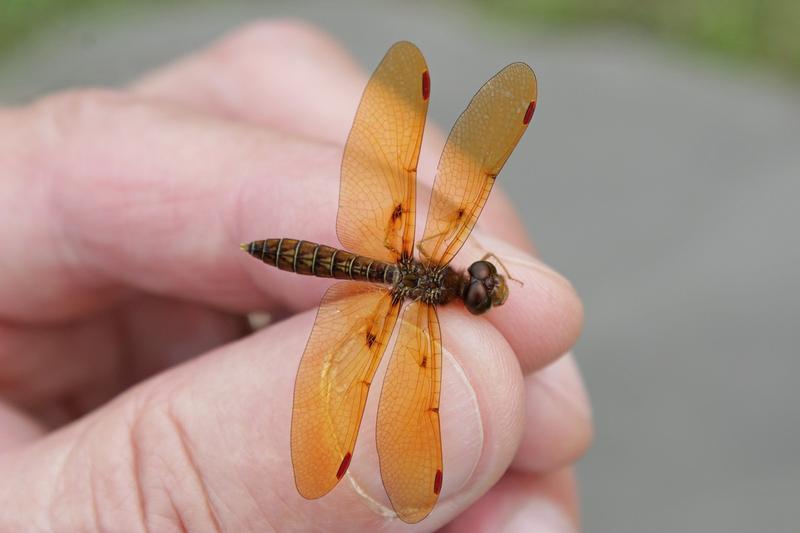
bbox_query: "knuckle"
[223,17,328,50]
[30,88,133,151]
[212,18,333,66]
[1,88,130,170]
[36,88,128,126]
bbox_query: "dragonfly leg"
[382,239,403,259]
[415,223,459,264]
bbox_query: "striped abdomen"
[243,238,398,284]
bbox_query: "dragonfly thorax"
[392,260,461,306]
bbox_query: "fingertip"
[524,261,585,368]
[462,232,584,373]
[512,353,593,473]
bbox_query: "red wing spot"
[422,70,431,101]
[336,452,352,480]
[523,100,536,125]
[433,469,443,495]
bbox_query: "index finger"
[0,90,579,372]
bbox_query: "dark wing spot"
[392,203,403,220]
[456,208,465,219]
[420,355,427,368]
[422,70,431,101]
[366,331,377,348]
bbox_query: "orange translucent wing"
[291,282,401,499]
[337,41,430,262]
[376,300,443,523]
[419,62,537,267]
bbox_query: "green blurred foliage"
[1,0,799,74]
[1,0,92,46]
[479,0,800,74]
[0,0,187,53]
[0,0,105,52]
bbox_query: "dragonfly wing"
[338,41,429,262]
[419,62,537,267]
[376,300,443,523]
[291,282,401,498]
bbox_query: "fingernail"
[502,498,575,533]
[343,344,483,512]
[467,229,579,304]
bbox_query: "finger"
[457,231,584,373]
[0,302,560,530]
[133,20,537,254]
[439,469,579,533]
[512,353,593,473]
[0,295,247,425]
[0,94,580,374]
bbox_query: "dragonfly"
[241,41,536,523]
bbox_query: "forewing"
[291,282,401,499]
[419,62,537,267]
[376,300,443,523]
[338,41,430,262]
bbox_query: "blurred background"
[2,1,798,531]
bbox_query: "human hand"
[0,20,589,531]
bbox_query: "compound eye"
[491,276,509,306]
[468,261,495,280]
[464,281,490,315]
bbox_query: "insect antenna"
[478,252,524,286]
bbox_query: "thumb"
[0,305,524,531]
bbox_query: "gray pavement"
[2,1,799,531]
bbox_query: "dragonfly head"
[463,260,509,315]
